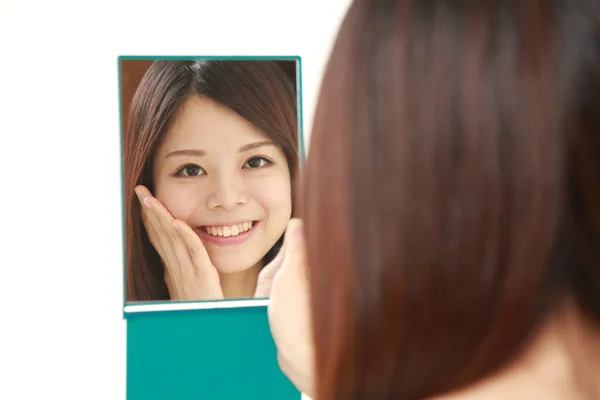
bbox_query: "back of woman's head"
[303,0,600,398]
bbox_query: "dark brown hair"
[123,59,298,302]
[303,0,600,398]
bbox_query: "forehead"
[160,95,268,153]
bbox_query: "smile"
[196,221,259,247]
[202,221,256,237]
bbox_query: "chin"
[211,257,261,275]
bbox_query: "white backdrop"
[0,1,351,398]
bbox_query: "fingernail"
[143,196,152,209]
[172,220,181,230]
[292,220,303,239]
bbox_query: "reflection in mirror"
[121,57,301,305]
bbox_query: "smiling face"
[152,94,292,276]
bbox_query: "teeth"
[203,222,254,237]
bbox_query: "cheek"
[248,174,292,218]
[154,182,201,221]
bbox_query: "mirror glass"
[120,56,303,313]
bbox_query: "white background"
[0,0,351,398]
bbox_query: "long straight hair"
[123,60,299,301]
[303,0,600,398]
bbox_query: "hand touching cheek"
[135,185,224,301]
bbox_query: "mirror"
[119,56,303,313]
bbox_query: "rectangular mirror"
[120,56,304,315]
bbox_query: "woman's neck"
[219,262,262,299]
[431,302,600,400]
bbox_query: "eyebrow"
[238,140,275,153]
[164,140,275,158]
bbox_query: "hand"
[268,219,315,397]
[254,244,285,298]
[135,185,224,301]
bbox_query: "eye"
[175,164,206,177]
[243,156,272,169]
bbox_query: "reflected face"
[153,95,292,274]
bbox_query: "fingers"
[257,218,304,298]
[148,198,198,283]
[272,218,307,288]
[172,220,214,274]
[254,246,286,298]
[134,185,222,300]
[135,187,168,260]
[134,186,190,287]
[259,244,286,281]
[170,221,222,298]
[284,218,303,248]
[135,187,205,270]
[282,218,305,269]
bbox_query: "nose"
[206,171,248,211]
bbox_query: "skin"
[136,94,292,299]
[268,219,314,396]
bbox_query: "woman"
[124,59,299,302]
[269,0,600,399]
